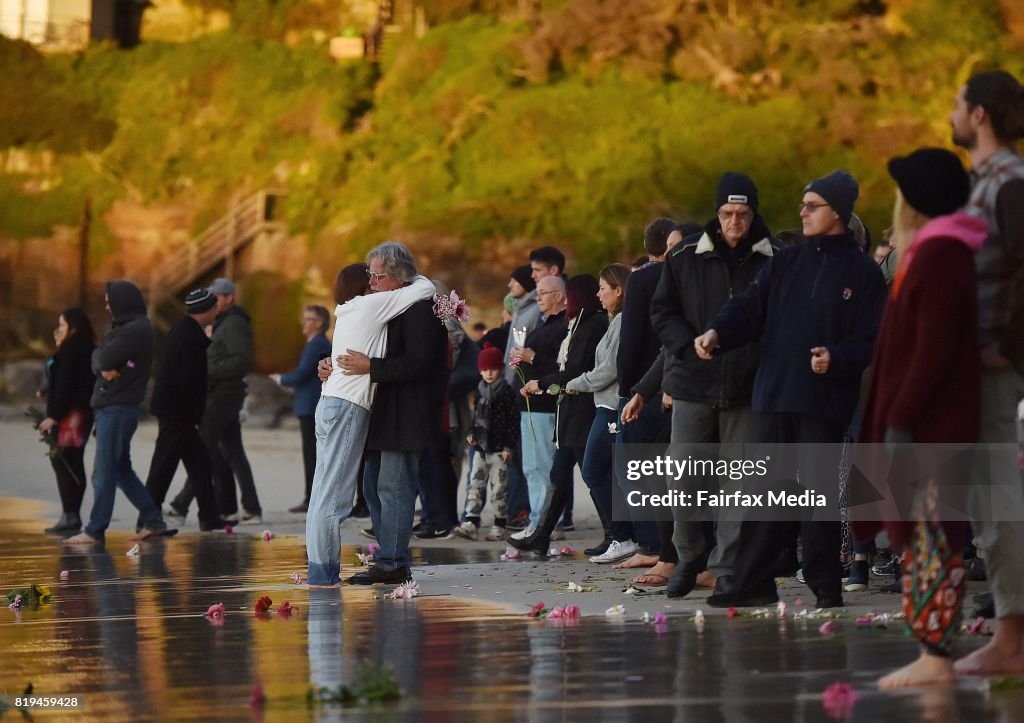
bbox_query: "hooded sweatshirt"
[91,280,154,409]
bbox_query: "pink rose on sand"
[528,601,547,618]
[822,682,859,719]
[8,594,22,610]
[564,605,581,619]
[262,530,272,541]
[205,602,225,625]
[224,525,234,535]
[277,601,296,618]
[819,620,837,635]
[654,612,668,624]
[60,570,70,581]
[368,543,379,555]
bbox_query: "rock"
[2,360,45,401]
[243,374,293,429]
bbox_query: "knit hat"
[887,148,970,219]
[185,288,216,314]
[715,172,759,211]
[478,345,504,371]
[804,171,859,226]
[503,292,517,314]
[208,277,235,296]
[509,265,536,292]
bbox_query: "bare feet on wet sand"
[879,652,954,689]
[954,639,1024,676]
[63,532,100,545]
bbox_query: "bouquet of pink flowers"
[433,290,470,324]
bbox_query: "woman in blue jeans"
[566,264,636,564]
[305,264,435,586]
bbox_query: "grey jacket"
[90,280,154,409]
[207,304,253,397]
[566,312,622,409]
[503,289,542,383]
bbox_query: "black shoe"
[413,527,453,540]
[666,552,709,599]
[872,557,899,577]
[288,501,309,514]
[199,518,232,532]
[706,579,779,608]
[973,591,993,606]
[970,593,995,618]
[880,578,902,593]
[584,536,612,557]
[351,503,370,519]
[816,596,845,609]
[45,513,82,534]
[346,565,412,585]
[966,557,987,582]
[508,530,551,555]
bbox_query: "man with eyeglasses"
[650,173,779,599]
[692,170,886,609]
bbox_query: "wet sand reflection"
[1,530,1020,720]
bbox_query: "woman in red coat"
[857,148,987,688]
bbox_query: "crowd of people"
[32,70,1024,689]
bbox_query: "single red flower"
[254,596,273,614]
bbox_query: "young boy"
[454,345,518,541]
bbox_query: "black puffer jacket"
[651,217,778,408]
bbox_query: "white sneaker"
[511,526,535,541]
[239,511,262,525]
[589,539,639,564]
[484,525,506,541]
[453,521,479,540]
[222,512,240,524]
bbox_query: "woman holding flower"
[38,308,97,534]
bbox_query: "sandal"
[612,553,660,569]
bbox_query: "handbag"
[57,409,89,448]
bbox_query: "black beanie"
[510,265,536,292]
[887,148,970,219]
[185,288,216,314]
[804,171,859,226]
[715,172,759,211]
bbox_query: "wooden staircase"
[147,190,280,330]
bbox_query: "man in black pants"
[170,277,263,523]
[144,289,229,531]
[694,171,886,608]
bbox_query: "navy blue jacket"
[279,332,331,417]
[617,261,663,399]
[711,230,886,426]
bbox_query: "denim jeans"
[582,407,633,543]
[520,411,556,529]
[363,449,419,572]
[85,405,164,540]
[307,397,370,585]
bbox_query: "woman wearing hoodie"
[856,148,987,688]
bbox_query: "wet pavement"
[3,516,1024,722]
